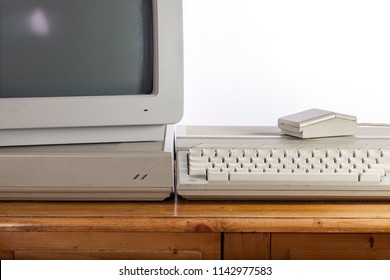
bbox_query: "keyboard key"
[216,149,230,157]
[252,157,266,164]
[202,148,216,157]
[229,172,359,182]
[224,157,238,164]
[257,149,271,158]
[265,157,279,164]
[354,149,368,158]
[227,163,241,169]
[243,149,257,157]
[298,149,313,158]
[284,149,298,158]
[339,149,354,158]
[209,156,223,164]
[189,167,207,176]
[241,163,255,169]
[367,149,381,158]
[270,149,285,158]
[365,168,385,177]
[359,172,381,183]
[213,163,227,169]
[238,157,251,164]
[190,156,209,163]
[380,149,390,158]
[207,170,229,182]
[189,148,202,157]
[376,163,390,171]
[231,149,244,157]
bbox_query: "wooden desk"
[1,199,390,260]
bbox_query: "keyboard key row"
[191,155,382,165]
[190,148,390,159]
[206,169,382,183]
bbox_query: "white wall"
[181,0,390,126]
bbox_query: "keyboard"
[176,126,390,200]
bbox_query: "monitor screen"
[0,0,154,98]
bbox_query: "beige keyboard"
[188,147,390,183]
[176,126,390,200]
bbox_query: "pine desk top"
[1,199,390,233]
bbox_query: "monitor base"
[0,126,174,201]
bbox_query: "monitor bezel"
[0,0,183,144]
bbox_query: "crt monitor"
[0,0,183,146]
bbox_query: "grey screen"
[0,0,154,98]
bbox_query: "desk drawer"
[271,233,390,260]
[0,232,220,260]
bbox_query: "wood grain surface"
[1,200,390,233]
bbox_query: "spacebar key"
[229,172,359,182]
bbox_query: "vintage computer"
[0,0,183,200]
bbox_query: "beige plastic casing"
[0,127,175,201]
[0,0,184,146]
[278,108,357,138]
[175,125,390,201]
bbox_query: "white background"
[180,0,390,126]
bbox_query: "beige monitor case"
[0,0,184,146]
